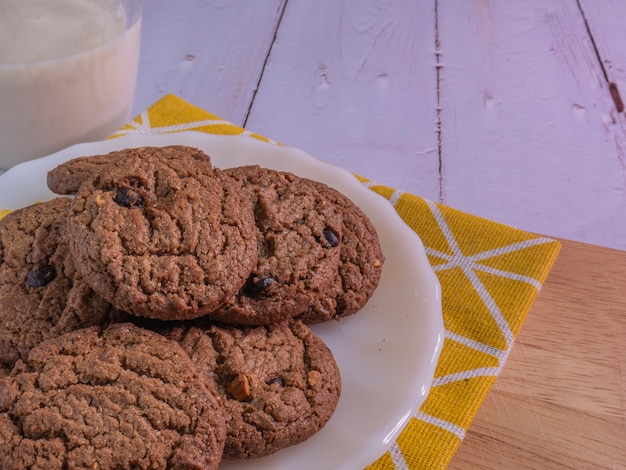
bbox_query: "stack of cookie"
[0,145,384,469]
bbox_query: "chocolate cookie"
[296,181,385,323]
[0,323,226,470]
[209,166,343,325]
[47,145,213,195]
[164,320,341,459]
[66,148,258,321]
[0,198,124,371]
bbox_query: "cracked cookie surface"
[296,180,385,323]
[0,198,124,371]
[66,148,257,321]
[47,145,213,195]
[209,166,343,325]
[0,323,226,470]
[164,320,341,459]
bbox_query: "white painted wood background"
[134,0,626,251]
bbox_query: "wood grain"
[449,239,626,469]
[245,0,441,200]
[578,0,626,107]
[125,3,626,467]
[133,0,285,124]
[132,1,626,251]
[436,0,626,251]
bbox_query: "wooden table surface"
[133,2,626,468]
[448,238,626,470]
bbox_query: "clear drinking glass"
[0,0,142,170]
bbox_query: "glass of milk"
[0,0,142,170]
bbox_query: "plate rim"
[0,131,444,469]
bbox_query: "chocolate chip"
[247,276,276,296]
[266,376,284,387]
[27,264,57,287]
[114,187,143,207]
[322,228,339,247]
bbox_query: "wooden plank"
[578,0,626,104]
[132,0,285,124]
[245,0,441,200]
[437,0,626,251]
[449,239,626,469]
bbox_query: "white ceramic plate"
[0,132,443,469]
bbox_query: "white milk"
[0,0,141,169]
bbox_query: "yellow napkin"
[4,94,562,469]
[115,95,560,469]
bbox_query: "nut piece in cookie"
[66,147,258,321]
[0,323,227,470]
[0,198,125,371]
[164,320,342,460]
[209,166,343,325]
